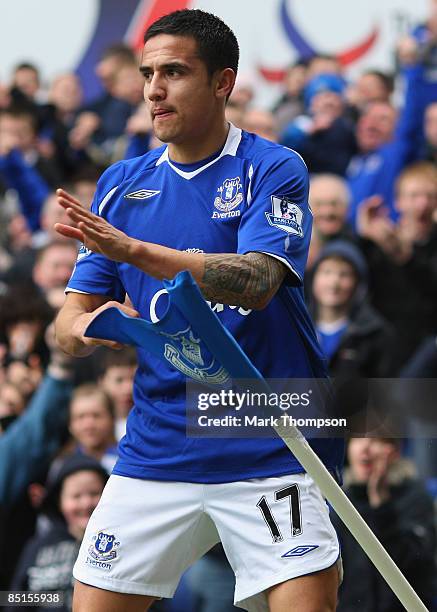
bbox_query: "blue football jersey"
[67,124,344,483]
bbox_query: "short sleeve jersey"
[67,124,344,483]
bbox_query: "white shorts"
[73,472,341,611]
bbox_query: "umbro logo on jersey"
[125,189,160,200]
[281,545,319,558]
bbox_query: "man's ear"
[214,68,237,100]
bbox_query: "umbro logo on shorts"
[125,189,160,200]
[281,545,319,558]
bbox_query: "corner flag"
[85,270,427,612]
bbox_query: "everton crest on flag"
[84,271,266,386]
[162,327,229,384]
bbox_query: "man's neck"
[83,440,115,460]
[68,524,86,542]
[317,304,350,324]
[168,118,229,164]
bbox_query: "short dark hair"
[144,9,239,78]
[0,106,39,134]
[69,162,108,187]
[99,346,137,375]
[14,62,40,77]
[0,283,54,330]
[35,239,78,264]
[70,383,116,419]
[363,69,394,95]
[100,43,136,64]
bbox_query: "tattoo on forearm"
[201,252,286,309]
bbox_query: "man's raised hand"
[55,188,135,263]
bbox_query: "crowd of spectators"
[0,5,437,611]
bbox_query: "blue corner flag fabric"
[84,270,343,484]
[85,270,265,386]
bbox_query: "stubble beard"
[152,114,181,144]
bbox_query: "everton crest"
[265,196,304,236]
[88,531,120,562]
[214,177,243,212]
[160,327,229,384]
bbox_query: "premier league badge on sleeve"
[266,196,304,236]
[76,243,92,261]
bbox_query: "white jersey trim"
[65,287,91,295]
[98,186,118,215]
[155,123,242,180]
[247,164,254,206]
[282,145,308,170]
[260,252,303,284]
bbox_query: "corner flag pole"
[273,422,428,612]
[85,271,428,612]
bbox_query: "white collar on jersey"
[155,122,242,180]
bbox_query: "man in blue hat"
[281,73,356,175]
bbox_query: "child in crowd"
[309,240,394,378]
[9,455,107,611]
